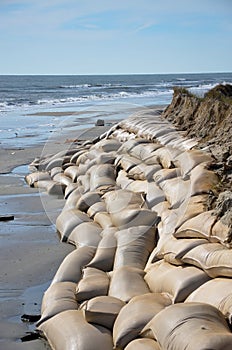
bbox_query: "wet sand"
[0,125,112,349]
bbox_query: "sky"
[0,0,231,75]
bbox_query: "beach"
[0,119,115,350]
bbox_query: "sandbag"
[87,201,107,218]
[63,186,85,210]
[113,293,171,349]
[38,310,113,350]
[103,189,146,213]
[150,236,208,266]
[37,282,78,326]
[108,266,150,302]
[145,260,210,302]
[77,174,90,192]
[126,180,149,194]
[64,165,80,182]
[34,180,65,196]
[110,208,158,229]
[45,156,70,171]
[117,138,150,154]
[80,296,125,329]
[128,163,161,181]
[159,176,190,208]
[175,149,213,176]
[125,339,161,350]
[129,143,161,160]
[76,267,109,302]
[141,302,232,350]
[64,182,80,199]
[116,169,134,188]
[115,154,141,172]
[114,226,157,270]
[25,171,50,186]
[68,221,102,247]
[88,164,116,191]
[56,209,92,242]
[92,138,121,152]
[211,219,232,247]
[51,246,96,285]
[150,147,177,168]
[189,163,218,195]
[94,211,114,229]
[185,278,232,323]
[76,191,102,212]
[182,242,232,278]
[53,173,72,186]
[87,228,117,271]
[50,166,63,179]
[153,168,181,185]
[70,149,88,163]
[174,210,217,239]
[145,183,166,208]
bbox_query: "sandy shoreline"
[0,124,113,349]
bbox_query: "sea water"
[0,73,232,148]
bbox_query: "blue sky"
[0,0,231,74]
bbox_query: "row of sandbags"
[26,111,232,349]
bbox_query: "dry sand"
[0,125,111,349]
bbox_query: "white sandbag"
[113,293,171,349]
[211,219,232,247]
[34,180,65,196]
[116,169,134,188]
[37,282,78,326]
[53,173,72,186]
[88,164,116,191]
[51,246,96,285]
[175,149,213,176]
[108,266,150,302]
[76,267,109,302]
[45,156,70,171]
[128,163,161,181]
[150,147,178,168]
[145,260,210,302]
[159,176,190,208]
[64,183,80,199]
[154,167,181,184]
[150,236,208,265]
[70,149,88,163]
[68,221,102,247]
[25,171,51,186]
[189,163,218,195]
[115,154,141,172]
[64,165,80,182]
[174,194,209,229]
[87,201,107,218]
[174,210,217,239]
[117,139,151,154]
[110,208,158,229]
[146,183,166,208]
[92,138,121,152]
[182,242,232,278]
[76,191,102,212]
[94,211,114,229]
[185,278,232,323]
[80,296,125,329]
[56,209,92,242]
[141,302,232,350]
[126,180,149,194]
[38,310,113,350]
[77,174,90,192]
[63,186,85,210]
[50,166,63,179]
[129,143,162,160]
[125,339,161,350]
[103,189,146,213]
[114,226,157,270]
[87,228,117,271]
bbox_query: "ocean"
[0,73,232,148]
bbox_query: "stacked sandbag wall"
[26,110,232,350]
